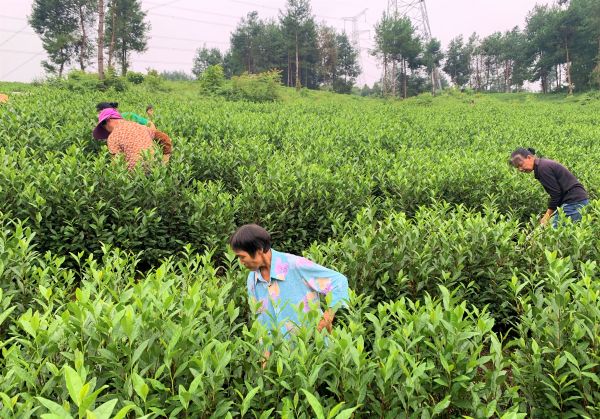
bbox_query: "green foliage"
[126,71,145,85]
[66,70,104,92]
[1,84,600,417]
[226,70,283,102]
[198,64,225,94]
[104,0,150,76]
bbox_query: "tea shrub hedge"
[1,85,600,418]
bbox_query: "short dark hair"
[510,148,536,166]
[146,104,153,111]
[230,224,271,257]
[96,102,118,112]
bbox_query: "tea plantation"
[1,86,600,419]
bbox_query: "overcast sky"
[0,0,553,86]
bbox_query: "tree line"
[28,0,600,95]
[192,0,360,93]
[442,0,600,94]
[29,0,150,78]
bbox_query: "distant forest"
[29,0,600,96]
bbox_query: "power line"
[1,51,44,80]
[0,48,41,55]
[0,15,28,21]
[149,12,237,27]
[0,29,36,36]
[151,35,228,45]
[133,59,191,65]
[148,45,197,53]
[221,0,339,20]
[144,1,240,19]
[0,25,32,47]
[0,28,228,45]
[146,0,184,11]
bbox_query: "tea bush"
[1,83,600,417]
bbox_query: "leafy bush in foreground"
[1,218,599,418]
[2,85,600,417]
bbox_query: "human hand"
[261,350,270,370]
[540,214,551,227]
[317,309,334,333]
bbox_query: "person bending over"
[93,108,171,171]
[231,224,349,343]
[510,148,589,228]
[96,102,155,129]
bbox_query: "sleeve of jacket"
[152,130,172,154]
[300,262,349,309]
[544,165,563,211]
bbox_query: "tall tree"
[525,5,557,93]
[554,3,582,94]
[423,37,444,96]
[317,24,337,88]
[29,0,79,77]
[372,12,392,95]
[98,0,104,79]
[107,0,116,67]
[192,44,223,77]
[443,35,471,87]
[279,0,316,90]
[72,0,96,71]
[229,12,263,75]
[104,0,150,76]
[335,32,360,84]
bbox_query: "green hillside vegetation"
[1,83,600,418]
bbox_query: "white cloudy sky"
[0,0,552,86]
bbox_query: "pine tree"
[29,0,79,77]
[104,0,150,76]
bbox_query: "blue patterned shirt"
[247,249,349,337]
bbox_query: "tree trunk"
[542,69,547,94]
[505,60,509,93]
[432,66,436,97]
[295,32,299,90]
[59,61,64,78]
[403,60,407,99]
[108,0,116,67]
[383,56,388,95]
[98,0,105,79]
[391,59,395,99]
[476,56,480,92]
[122,43,126,76]
[79,5,86,70]
[565,36,573,95]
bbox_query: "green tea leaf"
[65,366,84,406]
[301,390,324,419]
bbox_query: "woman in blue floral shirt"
[230,224,349,338]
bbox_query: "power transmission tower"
[342,9,369,88]
[388,0,442,91]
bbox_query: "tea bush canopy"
[1,83,600,418]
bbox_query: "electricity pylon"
[388,0,442,91]
[342,9,369,88]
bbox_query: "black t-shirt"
[533,158,588,211]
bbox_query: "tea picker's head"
[146,104,154,118]
[510,148,536,173]
[93,108,123,139]
[96,102,119,113]
[230,224,272,271]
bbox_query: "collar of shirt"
[253,249,285,286]
[533,158,540,179]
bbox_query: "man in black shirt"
[510,148,589,228]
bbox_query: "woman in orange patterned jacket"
[93,108,172,170]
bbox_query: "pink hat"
[93,108,123,139]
